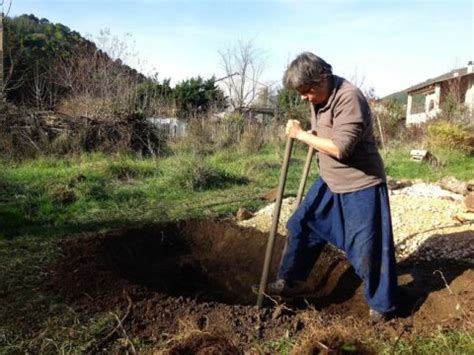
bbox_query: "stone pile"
[238,183,474,264]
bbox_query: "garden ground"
[1,146,473,353]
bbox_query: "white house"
[406,61,474,125]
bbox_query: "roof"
[406,66,473,94]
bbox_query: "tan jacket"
[310,75,385,193]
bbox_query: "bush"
[168,153,247,191]
[372,100,406,144]
[426,120,473,154]
[214,113,244,149]
[438,92,472,124]
[0,111,167,158]
[240,123,264,153]
[57,95,116,119]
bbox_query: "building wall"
[406,85,441,125]
[465,76,474,111]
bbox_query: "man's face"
[297,80,330,105]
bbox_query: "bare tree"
[218,39,266,111]
[28,61,48,110]
[52,29,143,118]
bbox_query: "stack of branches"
[0,110,167,158]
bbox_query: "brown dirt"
[47,218,474,353]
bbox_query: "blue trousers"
[278,177,398,314]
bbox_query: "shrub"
[50,184,78,205]
[168,152,247,191]
[426,120,473,154]
[0,111,167,158]
[107,160,157,180]
[438,91,472,124]
[372,100,406,145]
[214,112,245,148]
[240,123,264,153]
[57,95,116,119]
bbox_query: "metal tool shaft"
[295,146,315,208]
[257,137,294,307]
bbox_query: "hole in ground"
[52,218,359,311]
[100,219,354,306]
[100,219,283,305]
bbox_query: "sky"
[4,0,474,97]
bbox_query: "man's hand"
[286,119,341,159]
[285,119,304,139]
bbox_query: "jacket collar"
[316,75,342,113]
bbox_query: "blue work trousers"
[278,177,398,314]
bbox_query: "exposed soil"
[47,218,474,353]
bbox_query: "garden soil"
[47,218,474,353]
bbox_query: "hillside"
[3,14,145,109]
[381,90,408,105]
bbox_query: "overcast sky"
[5,0,474,97]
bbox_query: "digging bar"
[257,137,294,308]
[295,146,315,208]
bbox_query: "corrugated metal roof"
[406,66,473,93]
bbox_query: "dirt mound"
[47,218,474,351]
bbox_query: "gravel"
[238,183,474,264]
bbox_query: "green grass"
[0,145,323,238]
[384,147,474,181]
[0,144,473,353]
[382,330,474,354]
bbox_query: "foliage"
[3,14,171,116]
[132,76,173,115]
[426,120,473,154]
[241,123,265,153]
[0,112,168,159]
[212,112,245,148]
[167,152,248,191]
[438,91,472,124]
[277,87,308,123]
[372,99,406,143]
[173,76,227,117]
[380,90,408,106]
[3,14,84,108]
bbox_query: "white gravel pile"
[390,182,464,201]
[238,184,474,264]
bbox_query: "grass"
[384,147,474,181]
[0,143,473,353]
[382,330,474,354]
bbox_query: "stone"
[465,192,474,212]
[236,207,254,221]
[439,176,468,195]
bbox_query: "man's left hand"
[285,119,304,139]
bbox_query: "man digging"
[261,52,398,323]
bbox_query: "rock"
[236,207,254,221]
[387,176,412,190]
[465,192,474,212]
[439,176,468,195]
[259,187,279,202]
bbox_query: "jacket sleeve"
[331,89,369,160]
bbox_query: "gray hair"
[283,52,333,90]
